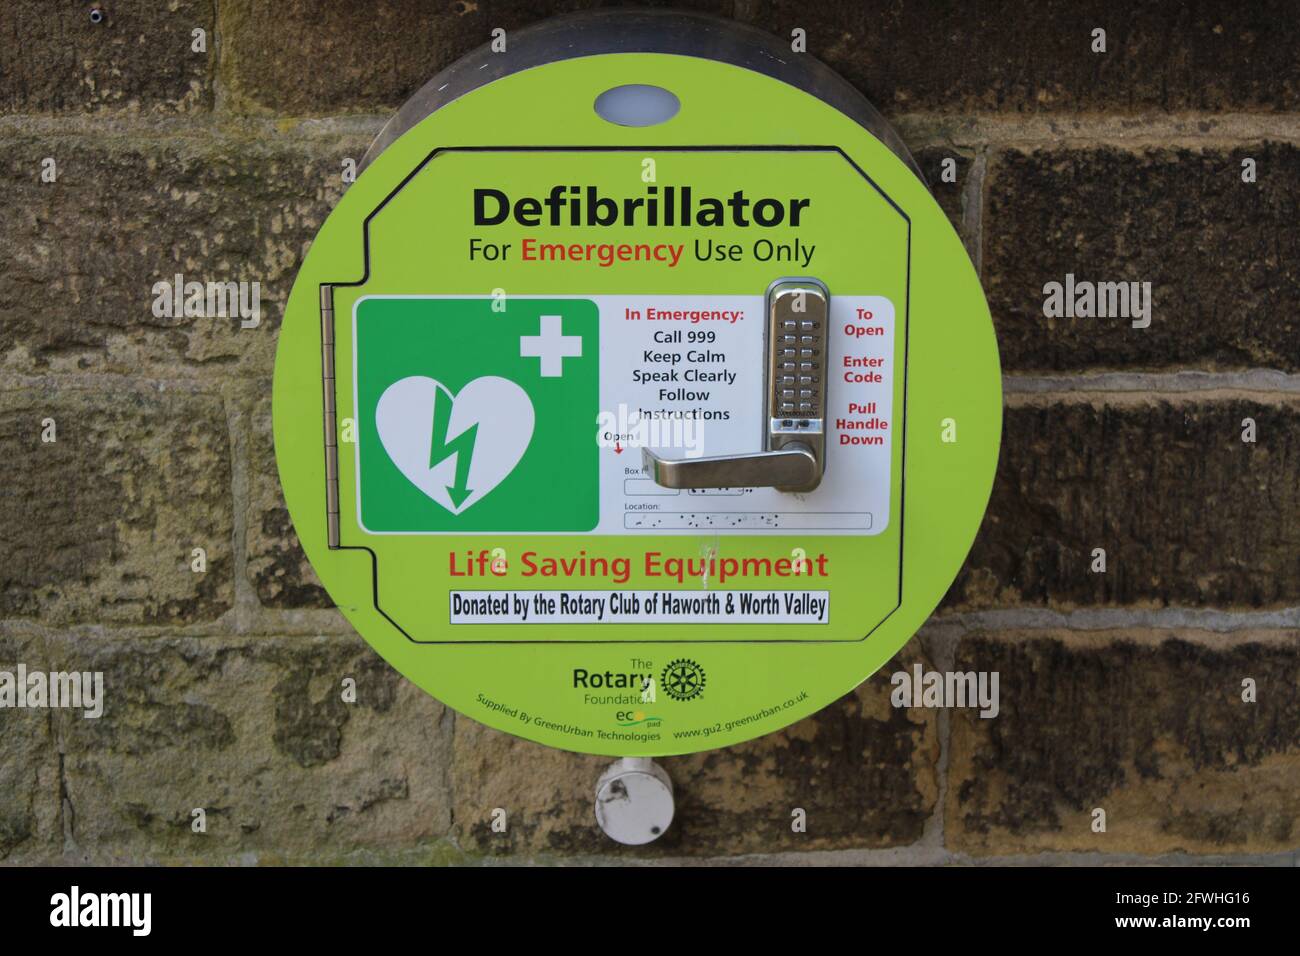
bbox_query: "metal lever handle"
[642,278,829,495]
[642,442,818,492]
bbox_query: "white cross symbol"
[519,314,582,377]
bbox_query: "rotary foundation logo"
[661,659,707,702]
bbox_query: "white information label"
[597,293,895,536]
[449,589,831,624]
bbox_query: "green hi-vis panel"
[274,27,1001,756]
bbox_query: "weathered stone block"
[247,398,329,609]
[218,0,737,114]
[949,399,1300,609]
[0,388,234,625]
[52,634,452,863]
[0,633,62,862]
[0,130,360,375]
[984,144,1300,371]
[913,145,972,242]
[947,632,1300,855]
[742,1,1300,113]
[0,0,214,113]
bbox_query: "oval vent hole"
[594,84,680,127]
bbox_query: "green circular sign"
[275,20,1001,756]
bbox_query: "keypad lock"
[643,279,829,493]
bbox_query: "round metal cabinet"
[274,10,1002,757]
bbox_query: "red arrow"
[614,440,623,454]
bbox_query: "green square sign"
[355,297,599,532]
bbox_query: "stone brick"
[218,2,1300,116]
[50,634,452,863]
[985,143,1300,371]
[0,130,360,376]
[218,0,737,115]
[743,0,1300,113]
[949,398,1300,610]
[0,1,214,114]
[913,145,973,253]
[947,631,1300,855]
[0,633,62,862]
[0,387,233,625]
[246,398,330,609]
[451,652,938,856]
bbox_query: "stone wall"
[1,0,1297,864]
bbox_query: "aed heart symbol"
[375,375,535,515]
